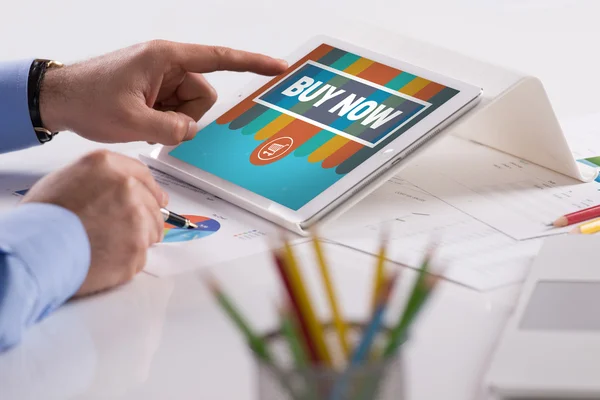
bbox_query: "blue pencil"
[350,305,388,365]
[350,272,398,365]
[329,273,398,400]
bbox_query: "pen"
[160,208,198,229]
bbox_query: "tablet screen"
[169,44,460,210]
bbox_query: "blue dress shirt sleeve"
[0,60,91,351]
[0,203,91,351]
[0,59,40,152]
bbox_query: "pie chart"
[162,215,221,243]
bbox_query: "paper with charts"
[144,168,286,277]
[322,175,543,291]
[398,135,600,241]
[323,129,600,290]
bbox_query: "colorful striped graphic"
[169,44,460,210]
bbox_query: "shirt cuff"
[0,59,39,153]
[0,203,90,320]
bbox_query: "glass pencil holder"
[256,322,405,400]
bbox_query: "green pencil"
[205,276,272,362]
[278,304,320,400]
[278,304,308,368]
[383,249,439,357]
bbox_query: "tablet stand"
[318,25,596,183]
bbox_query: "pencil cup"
[256,323,405,400]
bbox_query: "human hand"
[39,40,288,145]
[21,150,167,296]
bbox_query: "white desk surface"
[0,0,599,399]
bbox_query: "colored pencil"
[278,305,322,400]
[383,248,438,358]
[329,273,399,400]
[282,240,333,366]
[351,272,399,365]
[273,251,320,363]
[209,229,445,399]
[571,217,600,234]
[370,230,389,311]
[278,303,309,368]
[312,235,351,361]
[205,276,272,362]
[550,204,600,227]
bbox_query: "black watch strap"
[27,59,63,143]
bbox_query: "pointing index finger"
[173,44,288,75]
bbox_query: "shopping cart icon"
[257,137,294,161]
[262,142,290,157]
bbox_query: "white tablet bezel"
[152,35,482,225]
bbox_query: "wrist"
[39,66,70,133]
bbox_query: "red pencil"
[551,204,600,227]
[272,251,320,364]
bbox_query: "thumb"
[138,108,197,145]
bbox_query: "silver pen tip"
[188,222,198,229]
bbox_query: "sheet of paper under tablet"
[144,168,301,277]
[322,175,542,291]
[397,135,600,241]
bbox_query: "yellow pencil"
[371,230,389,311]
[311,234,351,361]
[283,239,332,366]
[571,217,600,234]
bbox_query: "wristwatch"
[27,59,64,143]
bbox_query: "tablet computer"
[145,36,482,234]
